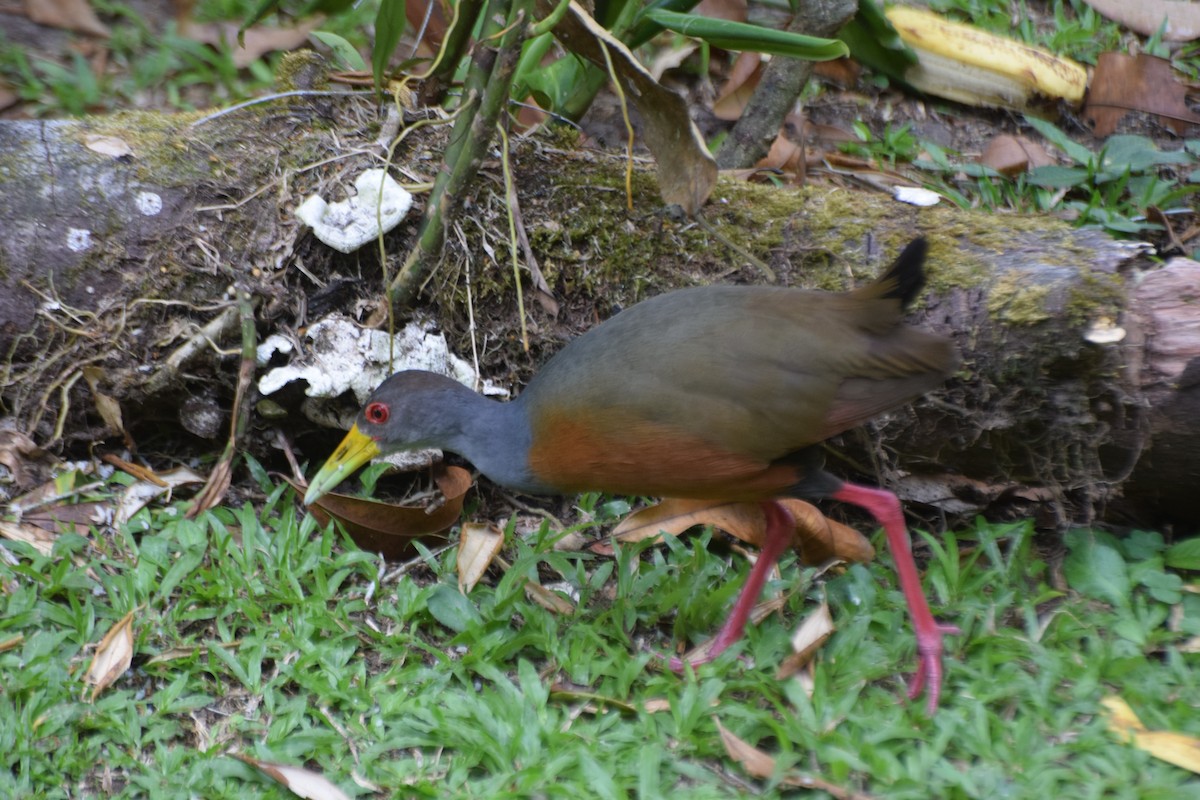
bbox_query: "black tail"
[876,236,928,309]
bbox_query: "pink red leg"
[832,482,958,714]
[666,501,795,671]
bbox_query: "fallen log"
[0,96,1193,528]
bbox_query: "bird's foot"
[906,621,961,714]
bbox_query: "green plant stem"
[422,0,489,106]
[389,0,532,306]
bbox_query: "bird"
[304,236,959,712]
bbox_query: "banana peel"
[884,6,1088,111]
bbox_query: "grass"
[0,0,376,117]
[2,466,1199,798]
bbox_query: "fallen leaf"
[777,499,875,565]
[458,521,505,593]
[538,0,717,214]
[712,51,763,121]
[296,465,471,559]
[233,755,351,800]
[1084,52,1200,136]
[524,580,577,615]
[181,19,322,68]
[25,0,110,36]
[115,466,205,525]
[0,430,56,490]
[980,134,1056,176]
[714,718,877,798]
[1083,0,1200,41]
[0,519,58,556]
[84,135,134,159]
[84,610,135,702]
[1102,695,1200,774]
[601,497,874,566]
[753,131,806,183]
[82,366,126,440]
[776,599,835,679]
[25,501,111,535]
[0,634,24,653]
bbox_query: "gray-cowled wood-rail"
[304,237,959,712]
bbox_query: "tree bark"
[0,99,1194,529]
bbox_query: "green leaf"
[1063,529,1131,607]
[643,9,849,60]
[427,583,480,632]
[1027,165,1089,188]
[311,30,368,72]
[241,0,285,38]
[372,0,407,88]
[1024,116,1095,166]
[836,0,915,86]
[1166,538,1200,571]
[1101,135,1193,173]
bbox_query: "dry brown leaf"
[25,0,110,36]
[181,19,322,68]
[84,135,134,159]
[405,0,450,54]
[540,0,717,214]
[778,499,875,565]
[753,132,806,183]
[82,366,126,439]
[609,498,767,548]
[458,521,505,593]
[233,755,351,800]
[297,465,471,559]
[25,501,111,535]
[603,498,873,566]
[715,718,876,799]
[776,600,835,679]
[114,466,204,525]
[0,634,25,654]
[1083,0,1200,41]
[1102,695,1200,774]
[0,430,56,490]
[1084,52,1200,136]
[712,51,763,121]
[693,0,747,23]
[84,610,135,702]
[979,134,1056,177]
[0,519,58,556]
[524,581,576,615]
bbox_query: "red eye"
[364,402,389,425]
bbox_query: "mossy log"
[0,96,1193,529]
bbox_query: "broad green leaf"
[1166,538,1200,571]
[837,0,915,86]
[643,9,848,61]
[426,583,481,632]
[372,0,407,87]
[310,30,368,72]
[1024,116,1095,166]
[1064,529,1131,607]
[1027,165,1089,188]
[1102,135,1192,173]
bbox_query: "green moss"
[987,273,1052,325]
[1064,270,1126,326]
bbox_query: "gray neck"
[435,389,545,494]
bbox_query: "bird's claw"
[906,621,960,714]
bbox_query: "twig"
[188,291,257,517]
